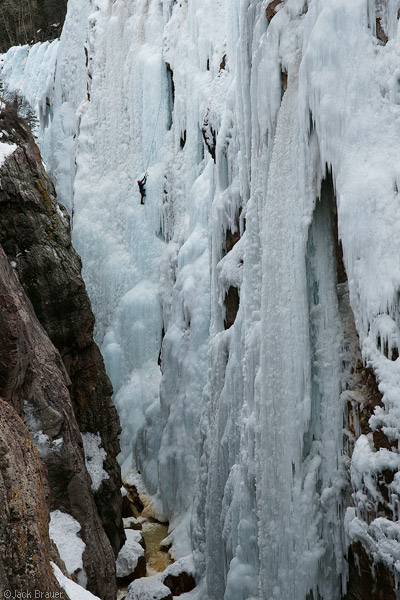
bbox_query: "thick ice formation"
[3,0,400,598]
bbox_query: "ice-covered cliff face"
[3,0,400,598]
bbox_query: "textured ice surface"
[4,0,400,598]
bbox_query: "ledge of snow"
[81,431,109,491]
[160,555,195,581]
[116,529,144,578]
[126,576,171,600]
[49,510,87,586]
[0,141,17,168]
[52,563,100,600]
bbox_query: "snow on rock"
[52,563,101,600]
[0,141,17,168]
[123,516,142,531]
[23,400,64,458]
[126,576,172,600]
[49,510,87,587]
[81,431,110,492]
[160,556,196,596]
[161,555,195,581]
[345,509,400,581]
[116,529,145,579]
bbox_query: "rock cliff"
[0,101,124,599]
[0,398,64,595]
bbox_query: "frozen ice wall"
[3,0,400,598]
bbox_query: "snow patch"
[52,563,100,600]
[0,141,17,167]
[81,432,109,492]
[49,510,87,587]
[160,555,195,581]
[116,529,144,579]
[126,575,171,600]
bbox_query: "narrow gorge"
[1,0,400,599]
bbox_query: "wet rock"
[0,399,64,595]
[0,243,117,599]
[0,102,124,559]
[375,17,388,45]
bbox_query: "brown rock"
[225,228,241,254]
[344,543,395,600]
[376,17,388,45]
[122,495,136,518]
[125,483,145,514]
[266,0,283,22]
[163,571,196,596]
[0,243,117,598]
[0,102,124,560]
[117,555,147,586]
[219,54,226,71]
[0,399,64,595]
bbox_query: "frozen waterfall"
[3,0,400,598]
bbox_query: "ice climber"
[137,173,147,204]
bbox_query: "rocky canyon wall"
[0,101,124,599]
